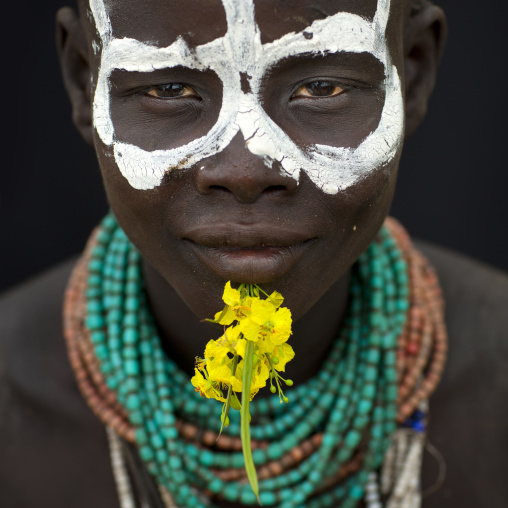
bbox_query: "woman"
[1,0,507,507]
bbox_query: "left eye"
[145,83,198,99]
[292,81,344,98]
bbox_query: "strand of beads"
[286,228,404,508]
[384,220,447,423]
[365,472,382,508]
[106,426,137,508]
[64,225,134,442]
[64,214,447,508]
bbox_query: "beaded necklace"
[64,215,447,508]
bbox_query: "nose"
[193,132,299,203]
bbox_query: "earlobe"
[403,6,447,137]
[56,7,94,145]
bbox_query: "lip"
[183,225,316,283]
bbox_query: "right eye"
[145,83,198,99]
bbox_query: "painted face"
[86,0,406,323]
[90,0,403,193]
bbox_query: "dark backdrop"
[2,0,508,293]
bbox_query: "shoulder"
[418,238,508,319]
[0,259,77,413]
[0,260,118,508]
[416,240,508,379]
[415,241,508,508]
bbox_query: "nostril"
[209,185,232,193]
[264,185,287,194]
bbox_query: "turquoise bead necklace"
[82,213,409,507]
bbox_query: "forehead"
[103,0,380,47]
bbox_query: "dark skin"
[87,0,403,383]
[1,1,507,507]
[56,0,440,382]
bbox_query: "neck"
[142,260,351,387]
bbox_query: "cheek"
[94,138,199,283]
[94,138,163,246]
[253,162,399,322]
[318,161,398,271]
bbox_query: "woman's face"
[84,0,407,319]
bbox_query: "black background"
[2,0,508,293]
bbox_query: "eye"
[145,83,198,99]
[292,81,345,99]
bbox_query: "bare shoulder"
[415,241,508,508]
[1,259,76,393]
[0,260,118,508]
[416,241,508,382]
[1,260,78,430]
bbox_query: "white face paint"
[90,0,403,194]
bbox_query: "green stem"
[254,285,271,299]
[241,340,260,503]
[253,284,279,305]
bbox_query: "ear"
[404,6,447,137]
[56,7,94,145]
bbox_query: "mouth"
[183,226,316,283]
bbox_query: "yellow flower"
[268,290,284,308]
[233,337,248,359]
[208,361,236,386]
[213,282,253,324]
[239,299,276,342]
[204,324,241,360]
[271,343,295,372]
[203,326,240,385]
[230,357,270,399]
[251,299,277,323]
[193,282,294,501]
[223,324,242,343]
[267,306,292,345]
[222,281,242,306]
[213,306,237,325]
[205,337,232,363]
[191,368,226,402]
[239,302,292,347]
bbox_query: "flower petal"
[205,337,232,363]
[190,368,226,402]
[214,306,237,325]
[268,291,284,308]
[272,343,295,372]
[239,318,261,342]
[222,281,241,306]
[250,299,276,325]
